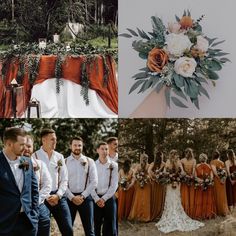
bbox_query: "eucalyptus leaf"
[126,28,138,36]
[211,40,225,47]
[191,98,200,109]
[205,59,222,71]
[139,52,148,59]
[199,85,210,99]
[173,73,184,88]
[129,80,145,94]
[206,69,219,80]
[156,81,164,93]
[173,88,188,101]
[119,33,132,38]
[175,15,180,22]
[132,72,148,79]
[171,96,188,108]
[165,88,171,107]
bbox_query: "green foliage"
[0,118,118,158]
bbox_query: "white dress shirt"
[66,154,98,200]
[91,158,118,202]
[108,153,118,162]
[33,147,68,198]
[4,153,24,192]
[31,155,52,204]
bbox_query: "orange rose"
[147,48,168,73]
[180,16,193,29]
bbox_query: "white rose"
[195,35,209,52]
[166,33,192,57]
[174,57,197,77]
[167,22,181,34]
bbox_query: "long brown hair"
[184,148,194,160]
[168,149,179,172]
[227,149,236,165]
[123,159,131,175]
[153,151,163,169]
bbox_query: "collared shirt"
[108,153,118,162]
[31,155,52,204]
[33,147,68,198]
[66,154,98,200]
[91,157,118,202]
[3,152,24,212]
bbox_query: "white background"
[119,0,236,118]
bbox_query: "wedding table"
[0,54,118,118]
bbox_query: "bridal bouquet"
[135,169,149,188]
[121,10,230,109]
[216,168,227,182]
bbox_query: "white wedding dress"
[156,184,204,233]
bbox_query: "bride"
[156,149,204,233]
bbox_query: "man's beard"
[72,149,82,156]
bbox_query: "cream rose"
[195,35,209,52]
[167,22,181,34]
[174,57,197,77]
[166,33,192,57]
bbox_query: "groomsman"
[0,128,39,236]
[107,137,118,162]
[92,142,118,236]
[66,137,98,236]
[23,135,52,236]
[33,128,73,236]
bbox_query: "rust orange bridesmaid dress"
[118,169,135,221]
[149,163,165,220]
[193,163,216,219]
[226,164,236,208]
[210,159,229,216]
[180,159,196,217]
[128,165,151,222]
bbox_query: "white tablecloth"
[30,78,117,118]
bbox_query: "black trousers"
[94,196,117,236]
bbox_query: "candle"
[53,34,59,43]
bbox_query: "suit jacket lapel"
[0,151,20,193]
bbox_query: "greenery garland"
[0,42,117,105]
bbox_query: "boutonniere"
[33,164,40,172]
[19,159,30,171]
[81,160,87,167]
[56,159,63,170]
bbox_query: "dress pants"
[68,194,95,236]
[45,192,73,236]
[94,196,117,236]
[37,203,50,236]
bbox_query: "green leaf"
[136,28,150,40]
[126,28,138,36]
[191,98,200,109]
[156,81,164,93]
[165,88,171,107]
[132,72,148,79]
[173,73,184,88]
[220,58,231,63]
[205,59,222,71]
[129,80,145,94]
[187,9,191,16]
[173,88,188,101]
[214,52,229,57]
[199,85,210,99]
[211,40,225,47]
[171,96,188,108]
[206,37,218,45]
[138,80,151,93]
[175,15,180,22]
[139,52,148,59]
[119,33,132,38]
[184,79,199,99]
[183,10,187,16]
[206,70,219,80]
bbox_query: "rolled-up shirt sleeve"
[56,157,68,198]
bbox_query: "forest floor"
[119,210,236,236]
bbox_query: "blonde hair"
[199,153,208,163]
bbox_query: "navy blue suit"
[0,151,39,235]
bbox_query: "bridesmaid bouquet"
[155,171,170,185]
[135,170,149,188]
[121,10,230,109]
[230,171,236,180]
[216,168,227,182]
[119,177,128,190]
[181,174,195,186]
[201,175,214,191]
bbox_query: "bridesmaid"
[225,149,236,211]
[148,151,166,221]
[210,150,229,216]
[118,159,135,221]
[193,153,216,220]
[180,148,196,218]
[128,153,151,222]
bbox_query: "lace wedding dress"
[156,184,204,233]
